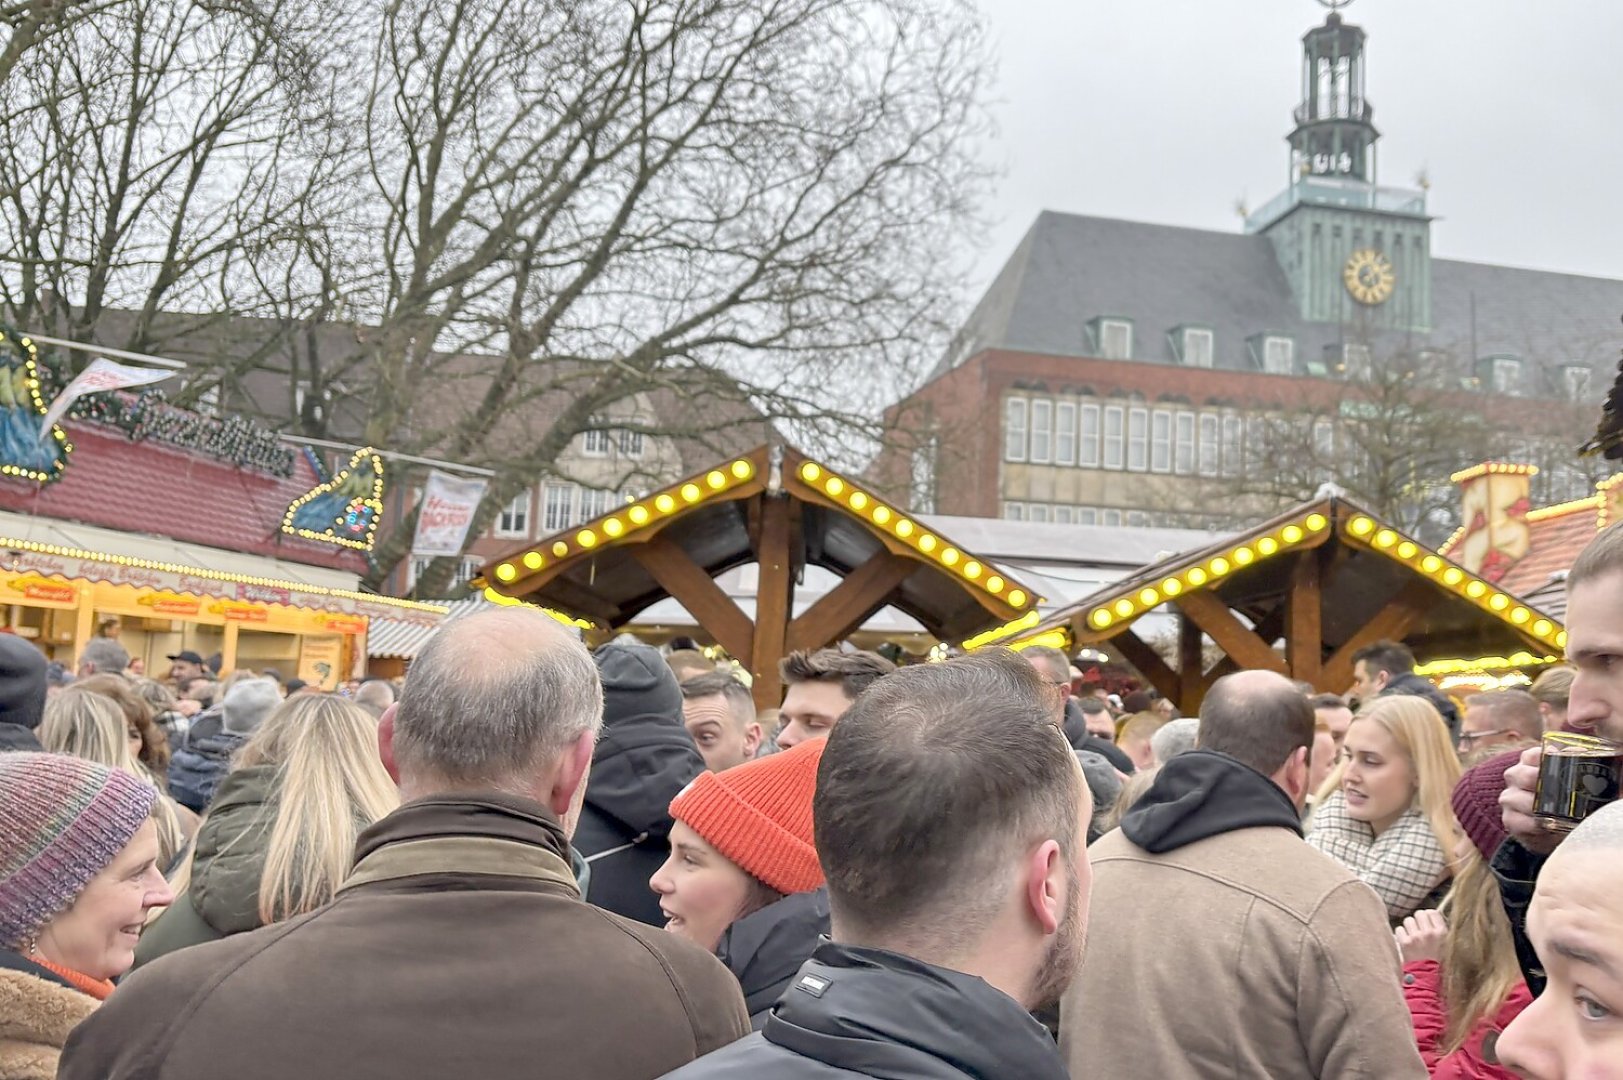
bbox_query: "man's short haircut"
[779,648,896,702]
[1116,711,1166,745]
[1198,671,1316,776]
[1555,798,1623,855]
[1309,692,1351,712]
[1077,695,1110,716]
[79,638,129,675]
[1568,521,1623,591]
[1529,665,1574,709]
[1351,640,1416,679]
[679,670,755,728]
[354,679,396,713]
[1464,689,1543,742]
[1150,717,1199,764]
[1021,645,1070,683]
[394,609,603,784]
[813,648,1083,947]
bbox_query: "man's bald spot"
[1203,669,1302,716]
[432,607,581,673]
[1552,799,1623,859]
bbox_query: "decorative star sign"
[282,447,386,551]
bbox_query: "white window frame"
[1029,399,1053,464]
[1054,401,1077,466]
[1079,403,1100,468]
[1029,503,1050,523]
[1313,417,1336,457]
[1103,406,1125,470]
[1343,343,1373,380]
[1264,336,1295,375]
[1150,409,1172,473]
[1102,509,1123,527]
[618,429,645,458]
[1491,357,1523,395]
[1183,327,1214,368]
[910,437,937,515]
[1100,319,1133,361]
[582,429,612,456]
[1053,505,1074,524]
[1222,414,1243,476]
[1563,365,1592,401]
[1004,397,1028,462]
[1198,414,1220,477]
[1127,407,1149,472]
[1078,508,1098,525]
[495,490,532,538]
[542,482,575,532]
[1175,411,1196,475]
[1003,502,1025,521]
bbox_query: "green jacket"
[135,765,279,968]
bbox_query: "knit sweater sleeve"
[1363,811,1450,922]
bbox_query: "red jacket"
[1403,960,1534,1079]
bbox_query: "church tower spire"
[1290,9,1378,184]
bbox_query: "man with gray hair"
[352,678,395,719]
[62,608,749,1080]
[680,671,761,772]
[1150,716,1199,767]
[1458,689,1542,756]
[77,637,129,677]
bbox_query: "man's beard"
[1027,857,1086,1013]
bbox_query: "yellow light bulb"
[1091,609,1113,629]
[1375,530,1398,548]
[1466,581,1487,598]
[873,506,892,525]
[1210,558,1231,576]
[1511,607,1530,624]
[553,541,569,557]
[603,518,624,538]
[1281,525,1303,544]
[986,576,1004,593]
[1534,620,1553,637]
[1557,631,1568,648]
[707,470,726,490]
[1114,599,1135,618]
[1008,589,1027,607]
[1490,593,1510,611]
[1350,517,1375,536]
[629,505,650,525]
[919,535,937,553]
[1234,547,1254,565]
[1397,541,1418,559]
[1443,568,1464,586]
[800,462,822,482]
[495,564,517,582]
[1139,588,1161,607]
[896,520,914,537]
[681,484,702,503]
[826,477,845,496]
[963,560,981,578]
[1186,567,1208,587]
[1257,537,1279,556]
[850,491,869,510]
[1421,555,1442,573]
[1161,578,1183,596]
[522,552,544,570]
[941,548,960,566]
[731,460,753,479]
[655,494,676,513]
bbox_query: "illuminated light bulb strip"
[0,534,447,613]
[491,457,758,588]
[1525,495,1601,524]
[791,459,1037,612]
[1597,475,1623,532]
[0,332,74,483]
[1448,462,1540,484]
[1007,629,1074,653]
[479,587,593,628]
[1414,653,1560,678]
[1341,514,1565,650]
[280,449,386,552]
[1084,510,1332,633]
[962,609,1042,650]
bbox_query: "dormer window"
[1177,326,1214,368]
[1342,343,1372,380]
[1263,336,1295,375]
[1090,317,1133,361]
[1482,355,1523,396]
[1562,364,1592,402]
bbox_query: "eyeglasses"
[1457,729,1512,749]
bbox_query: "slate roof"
[936,211,1623,388]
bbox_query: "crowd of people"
[1,525,1622,1079]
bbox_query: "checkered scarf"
[1307,790,1449,922]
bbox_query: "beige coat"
[0,963,98,1080]
[1062,823,1427,1079]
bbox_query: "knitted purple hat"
[1452,748,1522,862]
[0,753,157,949]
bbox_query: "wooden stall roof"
[477,444,1042,704]
[1037,496,1566,708]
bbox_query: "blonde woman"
[1308,694,1464,923]
[38,687,192,871]
[134,695,398,966]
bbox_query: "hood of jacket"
[717,889,830,1026]
[187,765,279,935]
[582,644,703,839]
[1122,749,1304,854]
[763,942,1067,1080]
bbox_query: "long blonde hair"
[204,695,398,923]
[1439,848,1522,1053]
[39,687,187,867]
[1318,695,1464,859]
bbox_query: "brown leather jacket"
[60,794,749,1080]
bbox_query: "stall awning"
[367,597,492,659]
[0,510,444,619]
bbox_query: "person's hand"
[1500,745,1562,855]
[1395,910,1448,965]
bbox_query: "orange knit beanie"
[668,737,825,896]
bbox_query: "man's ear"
[743,721,763,758]
[1285,745,1310,802]
[377,703,400,784]
[549,728,596,818]
[1024,839,1065,936]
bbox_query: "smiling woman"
[0,754,173,1078]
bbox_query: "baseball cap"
[166,650,205,665]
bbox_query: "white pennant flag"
[39,357,175,439]
[411,470,489,556]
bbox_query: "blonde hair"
[194,695,399,923]
[1116,711,1166,747]
[1100,767,1159,835]
[1320,695,1464,858]
[1439,848,1523,1053]
[40,687,187,868]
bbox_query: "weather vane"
[1316,0,1355,9]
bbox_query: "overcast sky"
[969,0,1623,291]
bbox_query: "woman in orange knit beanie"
[650,736,829,1028]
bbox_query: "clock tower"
[1245,3,1432,335]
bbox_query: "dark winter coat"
[574,642,704,925]
[717,888,830,1029]
[166,712,244,813]
[659,942,1069,1080]
[134,765,279,967]
[1381,673,1462,736]
[1491,838,1547,996]
[0,724,42,753]
[1062,699,1134,773]
[58,794,749,1080]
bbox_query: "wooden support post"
[749,495,795,713]
[1174,589,1289,675]
[1112,627,1183,705]
[1321,580,1435,692]
[1176,614,1202,715]
[630,533,755,666]
[787,552,912,657]
[1285,550,1324,688]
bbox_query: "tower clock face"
[1343,249,1396,305]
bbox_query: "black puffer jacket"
[717,889,830,1030]
[573,641,704,926]
[1380,673,1462,737]
[659,942,1069,1080]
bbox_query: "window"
[1003,502,1025,521]
[1103,406,1125,469]
[1127,408,1149,472]
[293,380,326,422]
[1313,417,1336,457]
[1053,506,1074,524]
[1150,410,1172,473]
[1029,504,1050,523]
[578,488,615,523]
[910,437,937,514]
[543,482,575,532]
[1079,404,1100,467]
[618,429,645,457]
[1199,414,1220,477]
[1030,400,1053,463]
[1099,319,1133,361]
[1004,398,1028,462]
[407,556,483,591]
[582,429,612,456]
[1490,357,1523,396]
[1182,328,1214,368]
[495,490,531,537]
[1126,511,1148,527]
[1263,336,1295,375]
[1102,509,1123,527]
[1078,508,1098,525]
[1222,415,1243,476]
[1563,365,1592,401]
[1055,402,1077,466]
[1343,343,1373,380]
[1175,412,1196,475]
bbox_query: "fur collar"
[0,967,99,1080]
